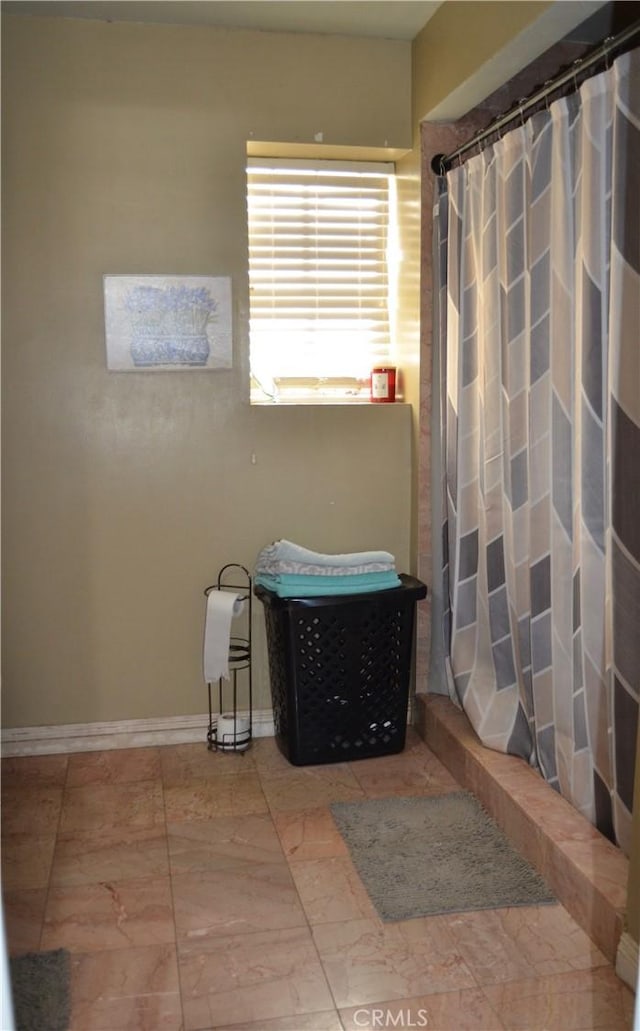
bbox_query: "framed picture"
[103,275,232,371]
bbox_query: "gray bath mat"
[9,948,71,1031]
[331,790,555,921]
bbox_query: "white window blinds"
[247,158,394,402]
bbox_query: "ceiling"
[0,1,444,41]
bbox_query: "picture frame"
[103,274,232,371]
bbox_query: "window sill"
[250,398,409,407]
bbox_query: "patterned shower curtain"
[433,49,640,854]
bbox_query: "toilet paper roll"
[216,713,251,751]
[203,590,245,683]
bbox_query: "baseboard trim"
[1,709,275,756]
[616,930,639,992]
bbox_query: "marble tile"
[41,876,175,952]
[418,695,628,967]
[178,926,334,1030]
[397,730,461,781]
[168,813,284,874]
[163,771,267,822]
[450,711,487,755]
[512,786,615,846]
[419,716,467,787]
[544,839,624,965]
[214,1012,344,1031]
[172,860,307,940]
[260,764,365,812]
[469,772,547,873]
[59,781,165,834]
[481,965,634,1029]
[289,856,377,924]
[1,753,68,788]
[66,747,161,786]
[273,807,348,861]
[312,917,476,1008]
[349,750,459,798]
[496,804,548,878]
[443,905,608,985]
[69,944,182,1030]
[473,744,533,775]
[1,786,64,835]
[421,696,480,750]
[2,887,47,955]
[401,727,428,752]
[340,987,505,1030]
[555,837,628,911]
[51,827,170,886]
[250,735,295,777]
[4,727,633,1031]
[464,750,539,808]
[407,747,463,789]
[160,741,255,786]
[1,833,56,890]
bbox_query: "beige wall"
[1,14,413,727]
[412,0,554,122]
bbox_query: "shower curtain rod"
[432,18,640,175]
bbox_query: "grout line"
[158,752,185,1031]
[38,753,71,955]
[7,734,631,1028]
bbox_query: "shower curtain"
[432,49,640,854]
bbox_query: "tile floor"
[416,695,629,967]
[1,729,634,1030]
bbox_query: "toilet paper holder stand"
[204,563,252,753]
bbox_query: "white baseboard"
[616,930,639,992]
[1,709,275,756]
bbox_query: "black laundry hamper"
[255,574,427,766]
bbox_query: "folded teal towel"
[260,570,399,588]
[255,572,401,598]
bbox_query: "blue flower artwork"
[104,276,232,371]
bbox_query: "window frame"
[247,156,397,404]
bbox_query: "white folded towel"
[258,539,395,569]
[203,590,245,683]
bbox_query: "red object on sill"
[370,366,396,403]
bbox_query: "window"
[247,158,396,403]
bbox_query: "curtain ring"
[500,102,518,139]
[542,80,553,112]
[483,113,499,147]
[572,57,583,94]
[603,35,614,70]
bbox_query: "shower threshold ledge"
[415,693,629,972]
